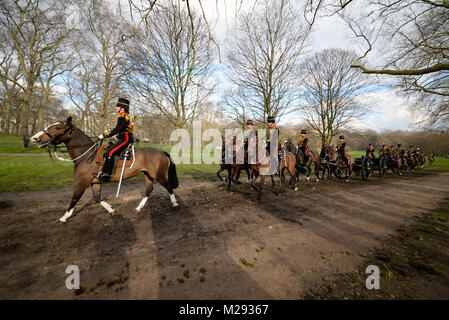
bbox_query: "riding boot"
[92,156,114,182]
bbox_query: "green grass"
[347,150,449,172]
[0,156,74,192]
[1,143,448,192]
[0,132,47,154]
[0,154,219,192]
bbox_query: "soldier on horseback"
[397,144,406,160]
[336,135,348,165]
[379,144,388,157]
[389,145,395,155]
[93,97,134,182]
[297,129,309,165]
[244,119,255,152]
[366,143,375,159]
[266,116,280,175]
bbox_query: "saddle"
[95,144,134,169]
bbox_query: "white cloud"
[359,89,422,131]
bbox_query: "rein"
[52,141,101,163]
[43,124,102,165]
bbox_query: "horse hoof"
[135,207,141,212]
[294,187,298,191]
[236,181,242,185]
[306,177,310,181]
[57,219,65,225]
[316,179,319,182]
[172,203,179,208]
[345,179,349,182]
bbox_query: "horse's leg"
[250,169,259,191]
[59,178,92,223]
[234,166,243,185]
[315,162,320,182]
[245,167,251,184]
[158,176,178,207]
[288,162,298,191]
[226,165,232,191]
[136,173,154,212]
[306,164,311,181]
[346,165,353,182]
[216,166,225,181]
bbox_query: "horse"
[246,132,276,201]
[279,141,298,191]
[283,139,321,182]
[418,153,427,168]
[326,145,355,182]
[428,153,435,166]
[319,145,334,179]
[405,152,417,173]
[387,151,404,175]
[216,135,250,190]
[31,116,179,223]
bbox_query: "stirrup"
[92,172,111,182]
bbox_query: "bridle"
[42,124,101,165]
[42,124,74,146]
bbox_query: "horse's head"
[31,116,74,148]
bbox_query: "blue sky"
[56,0,420,132]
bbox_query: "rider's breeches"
[108,132,133,157]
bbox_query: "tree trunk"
[19,84,33,137]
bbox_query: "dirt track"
[1,171,449,299]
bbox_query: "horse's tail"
[164,152,179,189]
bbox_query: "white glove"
[98,134,104,139]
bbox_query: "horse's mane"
[73,124,94,144]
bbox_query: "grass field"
[0,132,448,192]
[0,133,47,154]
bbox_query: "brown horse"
[216,135,250,190]
[387,151,404,175]
[278,144,298,191]
[428,153,435,166]
[405,152,417,173]
[296,148,321,182]
[418,153,427,168]
[246,132,275,201]
[326,145,355,181]
[31,116,179,223]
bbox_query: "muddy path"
[1,171,449,299]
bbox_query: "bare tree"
[298,49,369,145]
[0,0,69,136]
[126,0,215,129]
[0,42,23,133]
[225,0,309,126]
[303,0,449,128]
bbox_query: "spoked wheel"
[361,157,372,181]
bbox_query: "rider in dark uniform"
[366,143,375,159]
[397,144,405,160]
[244,119,255,152]
[389,145,395,155]
[93,98,134,182]
[266,116,279,174]
[298,129,309,164]
[244,119,256,164]
[379,144,388,157]
[336,135,348,165]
